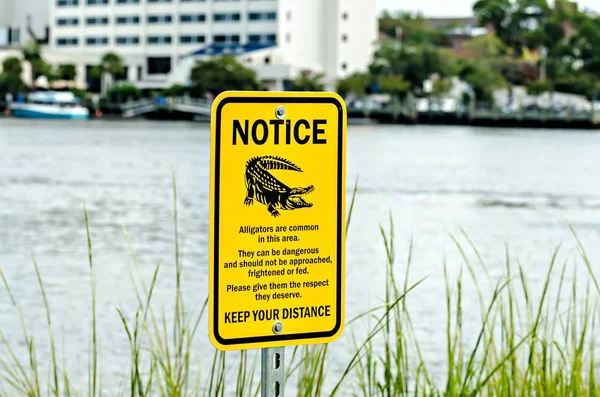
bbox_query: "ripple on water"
[2,120,600,393]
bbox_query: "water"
[1,118,600,393]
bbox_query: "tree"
[464,34,511,58]
[289,73,325,91]
[379,11,450,46]
[21,40,42,83]
[553,74,600,98]
[336,72,369,97]
[2,57,23,76]
[431,78,454,97]
[369,41,456,93]
[526,80,552,95]
[57,64,77,81]
[0,73,27,95]
[106,83,142,103]
[473,0,512,38]
[377,75,410,98]
[459,59,508,102]
[34,59,58,82]
[100,52,125,89]
[189,55,261,97]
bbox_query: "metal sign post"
[261,347,285,397]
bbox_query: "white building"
[0,0,49,47]
[41,0,377,91]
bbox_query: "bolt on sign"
[208,91,347,351]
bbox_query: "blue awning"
[187,42,277,57]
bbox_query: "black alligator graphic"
[244,156,314,217]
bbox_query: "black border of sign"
[213,96,344,346]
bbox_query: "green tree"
[189,55,261,97]
[106,83,142,103]
[472,0,512,38]
[336,72,370,98]
[459,59,508,102]
[100,52,125,89]
[379,11,449,46]
[431,78,454,97]
[57,64,77,81]
[553,74,600,98]
[34,59,58,82]
[464,34,511,57]
[21,40,42,83]
[289,73,325,91]
[2,57,23,75]
[163,84,188,97]
[526,80,552,95]
[377,75,410,98]
[0,73,27,95]
[370,41,456,93]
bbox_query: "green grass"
[1,175,599,396]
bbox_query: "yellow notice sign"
[208,91,347,350]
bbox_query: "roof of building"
[425,16,480,29]
[188,42,277,57]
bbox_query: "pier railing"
[114,96,212,118]
[346,97,599,128]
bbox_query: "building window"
[213,34,240,44]
[180,35,205,44]
[148,0,171,3]
[116,15,140,24]
[57,17,79,26]
[9,28,20,44]
[116,36,139,44]
[181,0,205,2]
[117,0,139,3]
[86,36,109,45]
[137,66,142,81]
[286,11,291,21]
[86,17,109,25]
[147,15,172,23]
[180,14,205,23]
[56,37,78,46]
[214,0,239,1]
[341,34,348,42]
[286,33,291,43]
[341,62,347,70]
[342,12,348,20]
[248,12,276,21]
[87,0,108,4]
[147,57,171,74]
[248,34,276,44]
[56,0,78,6]
[213,13,241,22]
[147,35,172,44]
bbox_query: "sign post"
[261,347,285,397]
[208,91,347,395]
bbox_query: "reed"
[0,175,599,396]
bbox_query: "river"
[1,118,600,394]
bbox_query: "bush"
[289,73,325,91]
[0,73,27,95]
[190,55,261,97]
[527,80,553,96]
[57,64,77,81]
[553,74,600,99]
[106,83,142,103]
[2,57,23,76]
[336,73,370,98]
[163,84,189,97]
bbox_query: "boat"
[10,91,90,120]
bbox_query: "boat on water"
[10,91,90,120]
